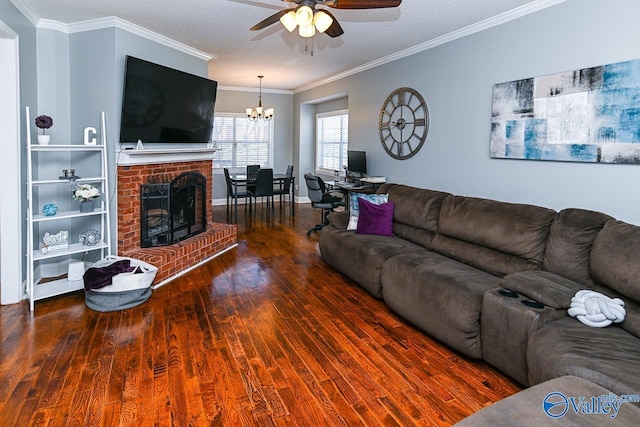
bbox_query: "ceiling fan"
[250,0,402,38]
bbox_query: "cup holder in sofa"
[521,299,545,309]
[497,289,519,298]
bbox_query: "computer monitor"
[347,150,367,177]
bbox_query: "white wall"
[0,0,38,304]
[294,0,640,225]
[0,23,21,304]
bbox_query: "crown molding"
[9,0,39,26]
[10,0,216,62]
[0,19,19,38]
[294,0,568,93]
[53,16,214,61]
[218,85,293,95]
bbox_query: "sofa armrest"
[501,270,584,309]
[327,210,349,229]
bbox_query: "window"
[316,110,348,173]
[212,113,273,169]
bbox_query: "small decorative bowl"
[80,229,101,246]
[42,203,58,216]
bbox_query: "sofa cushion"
[590,283,640,340]
[527,317,640,398]
[356,199,395,236]
[384,185,450,249]
[454,375,640,426]
[327,210,349,230]
[501,270,584,309]
[432,196,556,276]
[318,227,425,299]
[432,234,543,277]
[543,208,612,287]
[591,220,640,302]
[347,193,389,230]
[381,251,501,358]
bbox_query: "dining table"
[229,172,295,221]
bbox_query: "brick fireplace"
[117,157,236,286]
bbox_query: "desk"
[325,180,379,193]
[325,181,382,210]
[229,173,295,221]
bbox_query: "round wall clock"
[379,87,429,160]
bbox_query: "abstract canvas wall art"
[490,58,640,163]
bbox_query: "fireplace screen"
[140,171,207,248]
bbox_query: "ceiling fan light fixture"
[313,10,333,33]
[295,5,314,27]
[280,10,297,32]
[298,23,315,38]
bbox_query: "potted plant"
[34,114,53,145]
[74,183,100,212]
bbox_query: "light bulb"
[280,11,297,32]
[295,5,313,27]
[299,24,315,38]
[313,10,333,33]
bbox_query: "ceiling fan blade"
[250,9,289,31]
[326,0,401,9]
[321,10,344,38]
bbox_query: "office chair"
[304,173,343,236]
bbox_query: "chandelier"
[279,4,334,38]
[246,75,274,122]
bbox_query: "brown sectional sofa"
[318,183,640,421]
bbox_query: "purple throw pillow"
[356,198,395,236]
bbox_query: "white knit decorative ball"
[568,290,626,328]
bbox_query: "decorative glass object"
[42,203,58,216]
[80,229,101,246]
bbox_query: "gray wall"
[0,0,37,115]
[294,0,640,225]
[210,88,294,203]
[33,23,212,254]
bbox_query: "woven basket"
[84,256,158,312]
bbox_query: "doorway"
[0,20,22,305]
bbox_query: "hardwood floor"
[0,202,521,426]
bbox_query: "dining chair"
[273,164,294,207]
[224,168,253,220]
[246,164,260,195]
[249,168,275,212]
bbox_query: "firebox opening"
[140,171,207,248]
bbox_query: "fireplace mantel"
[116,147,219,166]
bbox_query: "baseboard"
[213,197,311,205]
[151,243,238,289]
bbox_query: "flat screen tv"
[119,56,218,143]
[347,150,367,177]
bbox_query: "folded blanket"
[83,259,135,291]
